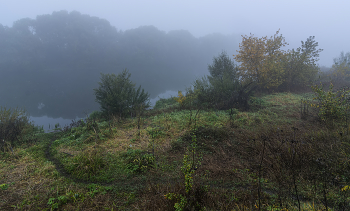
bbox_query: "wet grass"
[1,92,350,210]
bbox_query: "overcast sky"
[1,0,349,67]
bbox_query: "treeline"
[172,31,350,114]
[175,31,324,113]
[321,51,350,88]
[0,10,239,118]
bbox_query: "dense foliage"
[309,82,350,124]
[153,97,177,110]
[192,52,254,110]
[280,36,323,91]
[331,51,350,81]
[234,31,322,92]
[94,69,150,118]
[234,30,288,89]
[0,106,34,151]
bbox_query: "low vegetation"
[2,88,350,210]
[2,33,350,210]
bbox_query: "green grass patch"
[3,92,350,210]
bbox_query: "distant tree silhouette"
[0,10,239,119]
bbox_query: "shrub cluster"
[178,52,256,112]
[94,69,150,119]
[308,82,350,124]
[0,106,34,151]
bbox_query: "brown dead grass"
[0,153,60,210]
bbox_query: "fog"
[2,0,350,66]
[1,0,350,127]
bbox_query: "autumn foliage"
[234,30,288,89]
[234,30,322,92]
[174,91,187,107]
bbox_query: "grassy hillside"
[1,92,350,210]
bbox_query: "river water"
[29,90,179,132]
[29,115,81,132]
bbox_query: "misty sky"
[1,0,350,67]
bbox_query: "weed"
[165,128,206,210]
[310,82,350,126]
[64,147,107,181]
[0,183,9,190]
[123,149,155,174]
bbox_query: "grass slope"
[1,92,350,210]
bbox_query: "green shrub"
[154,97,177,110]
[191,52,255,111]
[94,69,150,118]
[0,106,34,151]
[89,111,105,121]
[309,82,350,124]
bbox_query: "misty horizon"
[1,1,350,125]
[0,10,241,119]
[2,2,350,208]
[2,0,350,67]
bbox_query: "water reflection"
[30,115,81,132]
[29,90,178,132]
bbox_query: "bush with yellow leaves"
[310,82,350,124]
[173,91,187,108]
